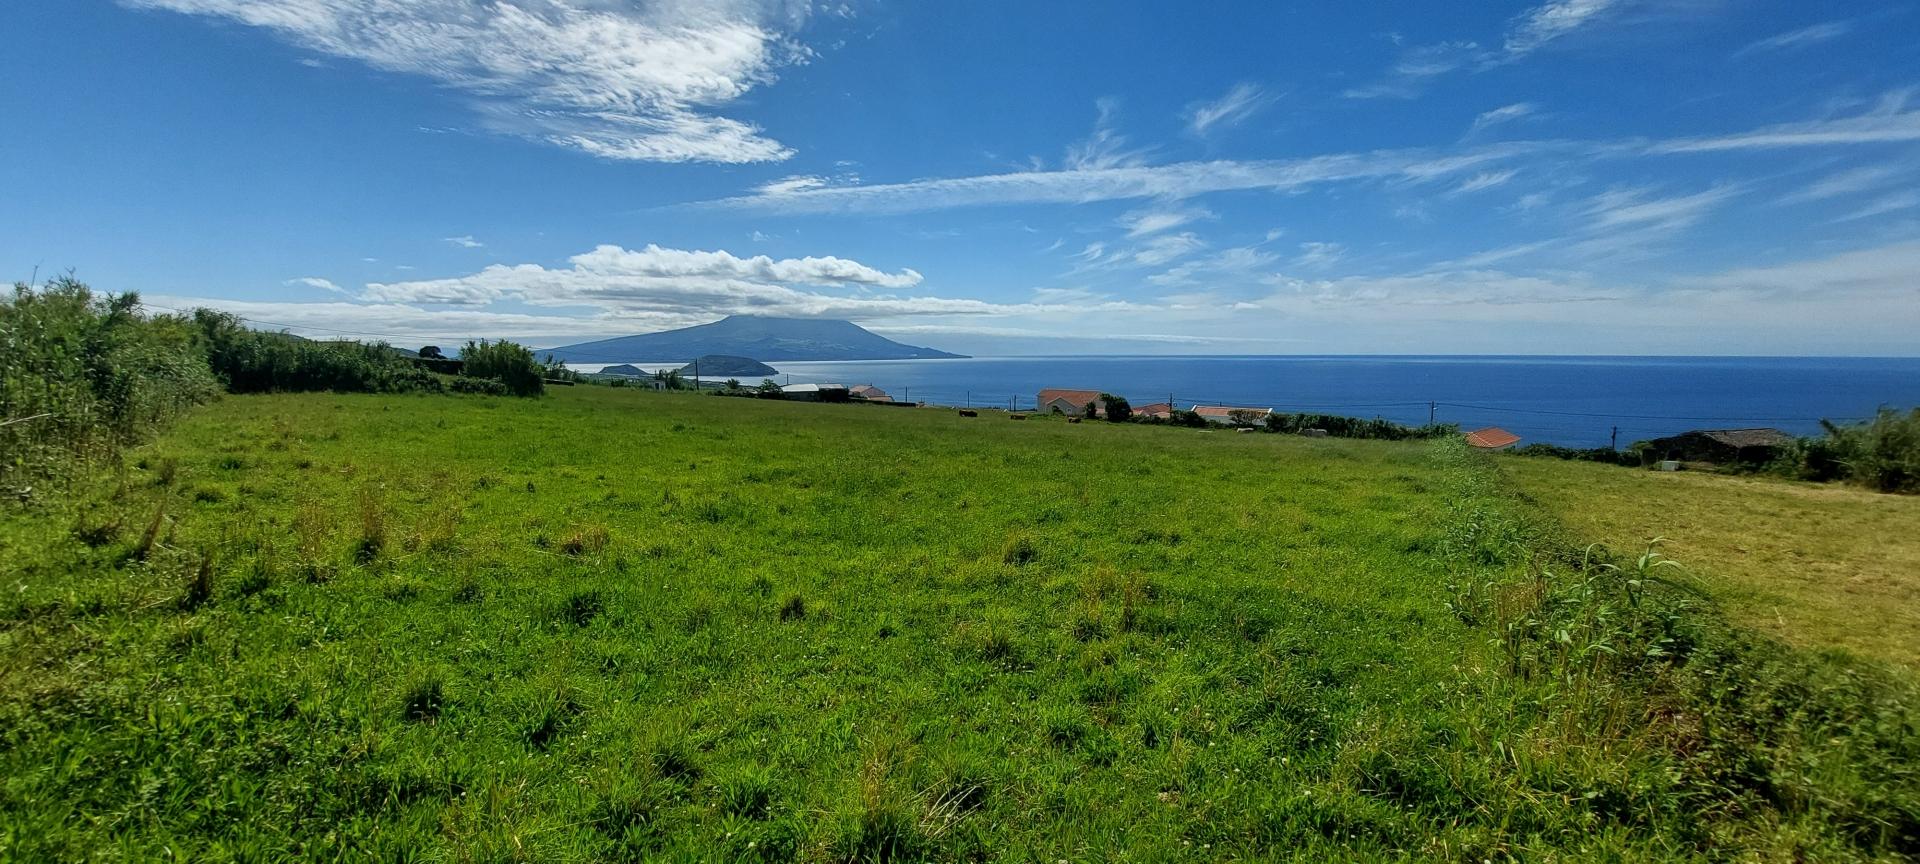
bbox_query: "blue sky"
[4,0,1919,355]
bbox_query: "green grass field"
[3,388,1914,861]
[1503,457,1920,668]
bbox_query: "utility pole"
[965,391,970,409]
[692,358,699,391]
[1610,425,1619,451]
[1008,396,1015,412]
[1429,401,1437,425]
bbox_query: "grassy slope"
[1,388,1911,861]
[1502,457,1920,668]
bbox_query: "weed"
[558,590,603,627]
[401,673,446,723]
[777,593,806,621]
[178,552,214,611]
[560,523,609,556]
[1000,533,1037,566]
[353,486,386,565]
[719,768,775,819]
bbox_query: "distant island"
[677,354,777,377]
[597,364,645,377]
[544,315,966,363]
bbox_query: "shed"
[781,383,851,403]
[1464,427,1522,449]
[850,384,890,401]
[1642,428,1794,465]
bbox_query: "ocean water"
[567,356,1920,448]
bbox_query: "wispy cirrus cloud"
[1468,102,1538,135]
[1651,97,1920,153]
[1343,41,1484,99]
[122,0,813,163]
[443,235,485,249]
[1503,0,1628,56]
[698,142,1552,214]
[1733,20,1852,58]
[1186,83,1275,136]
[286,276,346,295]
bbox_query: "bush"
[1263,411,1455,441]
[1780,409,1920,493]
[448,376,509,396]
[460,340,545,397]
[193,310,442,395]
[1098,393,1131,422]
[1511,442,1641,466]
[1,279,219,494]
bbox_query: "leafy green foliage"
[459,339,545,397]
[1097,393,1131,422]
[1781,408,1920,493]
[1264,411,1456,440]
[193,309,443,395]
[1,279,218,496]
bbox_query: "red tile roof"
[1465,426,1521,449]
[1193,405,1271,418]
[1037,388,1104,407]
[1134,402,1172,417]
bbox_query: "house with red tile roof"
[1037,388,1106,417]
[1133,402,1173,419]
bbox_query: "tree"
[755,379,785,399]
[460,339,544,397]
[419,345,444,359]
[1098,393,1131,422]
[1227,408,1265,427]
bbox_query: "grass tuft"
[777,593,806,621]
[401,673,446,723]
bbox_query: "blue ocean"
[572,356,1920,449]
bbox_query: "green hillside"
[3,388,1914,861]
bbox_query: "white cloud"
[365,244,926,311]
[286,276,346,295]
[1651,99,1920,153]
[700,141,1550,214]
[1186,83,1273,136]
[1120,206,1213,237]
[1835,190,1920,222]
[1582,185,1738,230]
[1450,169,1519,195]
[1782,163,1912,203]
[123,0,809,163]
[1469,102,1537,134]
[1064,98,1152,171]
[1343,41,1484,99]
[443,235,485,249]
[1733,20,1852,58]
[1504,0,1626,56]
[1292,242,1346,269]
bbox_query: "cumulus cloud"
[363,244,928,314]
[122,0,810,163]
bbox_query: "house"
[1464,427,1522,449]
[781,382,851,402]
[1642,428,1794,465]
[1191,405,1272,426]
[1037,388,1106,417]
[850,384,891,402]
[1133,402,1173,420]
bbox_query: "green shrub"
[1264,411,1454,441]
[1098,393,1131,422]
[1,279,219,495]
[460,339,545,397]
[193,309,441,395]
[1814,408,1920,493]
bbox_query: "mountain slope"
[545,316,966,362]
